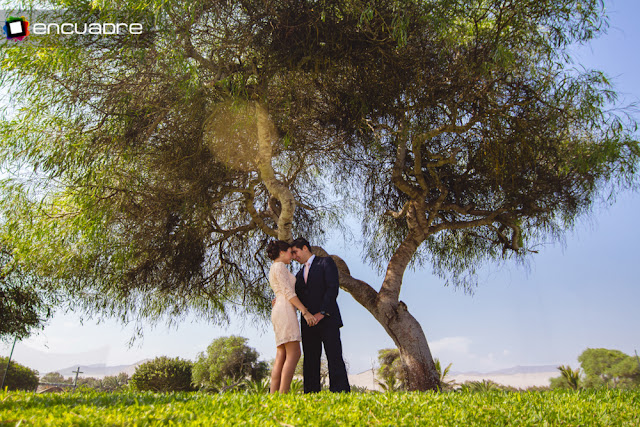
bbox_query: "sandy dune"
[348,368,558,391]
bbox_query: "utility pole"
[72,367,83,390]
[1,336,18,390]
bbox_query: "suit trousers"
[301,320,350,393]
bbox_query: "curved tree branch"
[255,103,296,242]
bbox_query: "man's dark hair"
[291,237,312,252]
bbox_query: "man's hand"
[313,313,325,323]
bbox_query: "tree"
[129,356,194,392]
[1,0,638,391]
[73,373,130,391]
[0,357,39,391]
[578,348,640,389]
[0,247,56,341]
[100,373,130,392]
[192,336,269,392]
[39,372,71,384]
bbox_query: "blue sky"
[2,0,640,377]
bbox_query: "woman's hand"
[303,311,317,326]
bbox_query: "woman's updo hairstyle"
[266,240,291,260]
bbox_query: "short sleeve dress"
[269,261,302,346]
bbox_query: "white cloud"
[430,336,472,355]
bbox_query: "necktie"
[304,261,310,283]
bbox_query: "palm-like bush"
[377,374,404,392]
[434,358,455,391]
[288,379,304,394]
[558,365,581,390]
[245,378,270,394]
[376,349,406,391]
[458,380,502,393]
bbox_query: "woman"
[267,239,317,393]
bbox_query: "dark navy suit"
[295,255,350,393]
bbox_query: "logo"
[3,16,30,41]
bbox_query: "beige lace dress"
[269,261,302,346]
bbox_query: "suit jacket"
[295,255,343,328]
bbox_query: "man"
[290,237,350,393]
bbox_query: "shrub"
[350,385,371,393]
[0,357,39,391]
[129,357,194,392]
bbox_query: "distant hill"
[485,365,559,375]
[49,359,150,379]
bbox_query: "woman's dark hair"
[266,240,291,260]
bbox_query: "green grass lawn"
[1,389,639,426]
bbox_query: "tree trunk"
[316,247,441,391]
[375,300,440,391]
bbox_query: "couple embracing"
[267,238,350,394]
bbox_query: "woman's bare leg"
[270,345,286,393]
[279,341,301,393]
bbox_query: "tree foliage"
[192,336,268,392]
[578,348,640,389]
[0,357,39,391]
[39,372,69,385]
[129,356,194,392]
[76,373,130,392]
[0,0,635,311]
[0,247,56,341]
